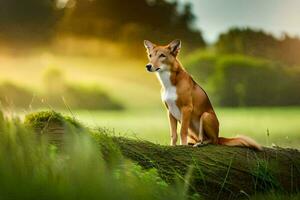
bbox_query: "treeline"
[184,27,300,107]
[0,0,63,45]
[0,0,205,49]
[2,0,300,66]
[216,28,300,66]
[64,0,205,47]
[185,52,300,107]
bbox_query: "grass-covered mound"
[24,111,83,147]
[24,110,82,130]
[22,111,300,200]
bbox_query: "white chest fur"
[156,71,181,121]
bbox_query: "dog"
[144,39,262,150]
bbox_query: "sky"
[179,0,300,43]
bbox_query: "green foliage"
[251,192,300,200]
[0,68,123,110]
[0,111,186,200]
[64,0,205,50]
[215,27,300,66]
[42,67,124,110]
[24,110,82,130]
[13,110,300,199]
[0,0,61,44]
[184,50,217,84]
[213,55,300,106]
[0,0,205,51]
[42,83,124,110]
[252,159,281,192]
[43,67,65,95]
[184,51,300,107]
[213,55,279,106]
[63,84,123,110]
[0,82,35,108]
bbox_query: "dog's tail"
[218,135,263,151]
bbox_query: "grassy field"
[62,107,300,149]
[0,111,187,200]
[3,110,299,200]
[0,53,161,109]
[1,53,300,149]
[1,52,300,199]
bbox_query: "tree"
[0,0,62,44]
[61,0,206,49]
[215,27,300,66]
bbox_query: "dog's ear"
[144,40,155,52]
[168,39,181,56]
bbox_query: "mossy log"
[111,137,300,199]
[25,111,300,200]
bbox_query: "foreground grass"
[1,110,300,199]
[68,107,300,148]
[0,111,186,200]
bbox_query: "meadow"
[0,111,188,200]
[69,107,300,148]
[2,109,299,200]
[1,52,299,149]
[2,1,300,199]
[1,46,300,200]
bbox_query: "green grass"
[2,52,300,149]
[13,110,300,199]
[3,54,299,149]
[64,107,300,148]
[0,54,161,109]
[1,45,300,199]
[2,54,300,147]
[0,111,186,200]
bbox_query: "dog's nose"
[146,64,152,71]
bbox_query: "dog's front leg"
[180,106,192,145]
[168,112,178,146]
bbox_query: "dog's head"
[143,39,181,72]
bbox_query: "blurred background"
[0,0,299,147]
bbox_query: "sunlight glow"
[56,0,70,9]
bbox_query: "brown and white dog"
[144,39,262,150]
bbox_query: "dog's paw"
[193,142,208,147]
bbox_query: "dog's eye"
[159,54,166,58]
[149,54,152,58]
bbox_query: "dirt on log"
[24,111,300,200]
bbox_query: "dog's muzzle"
[146,64,152,72]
